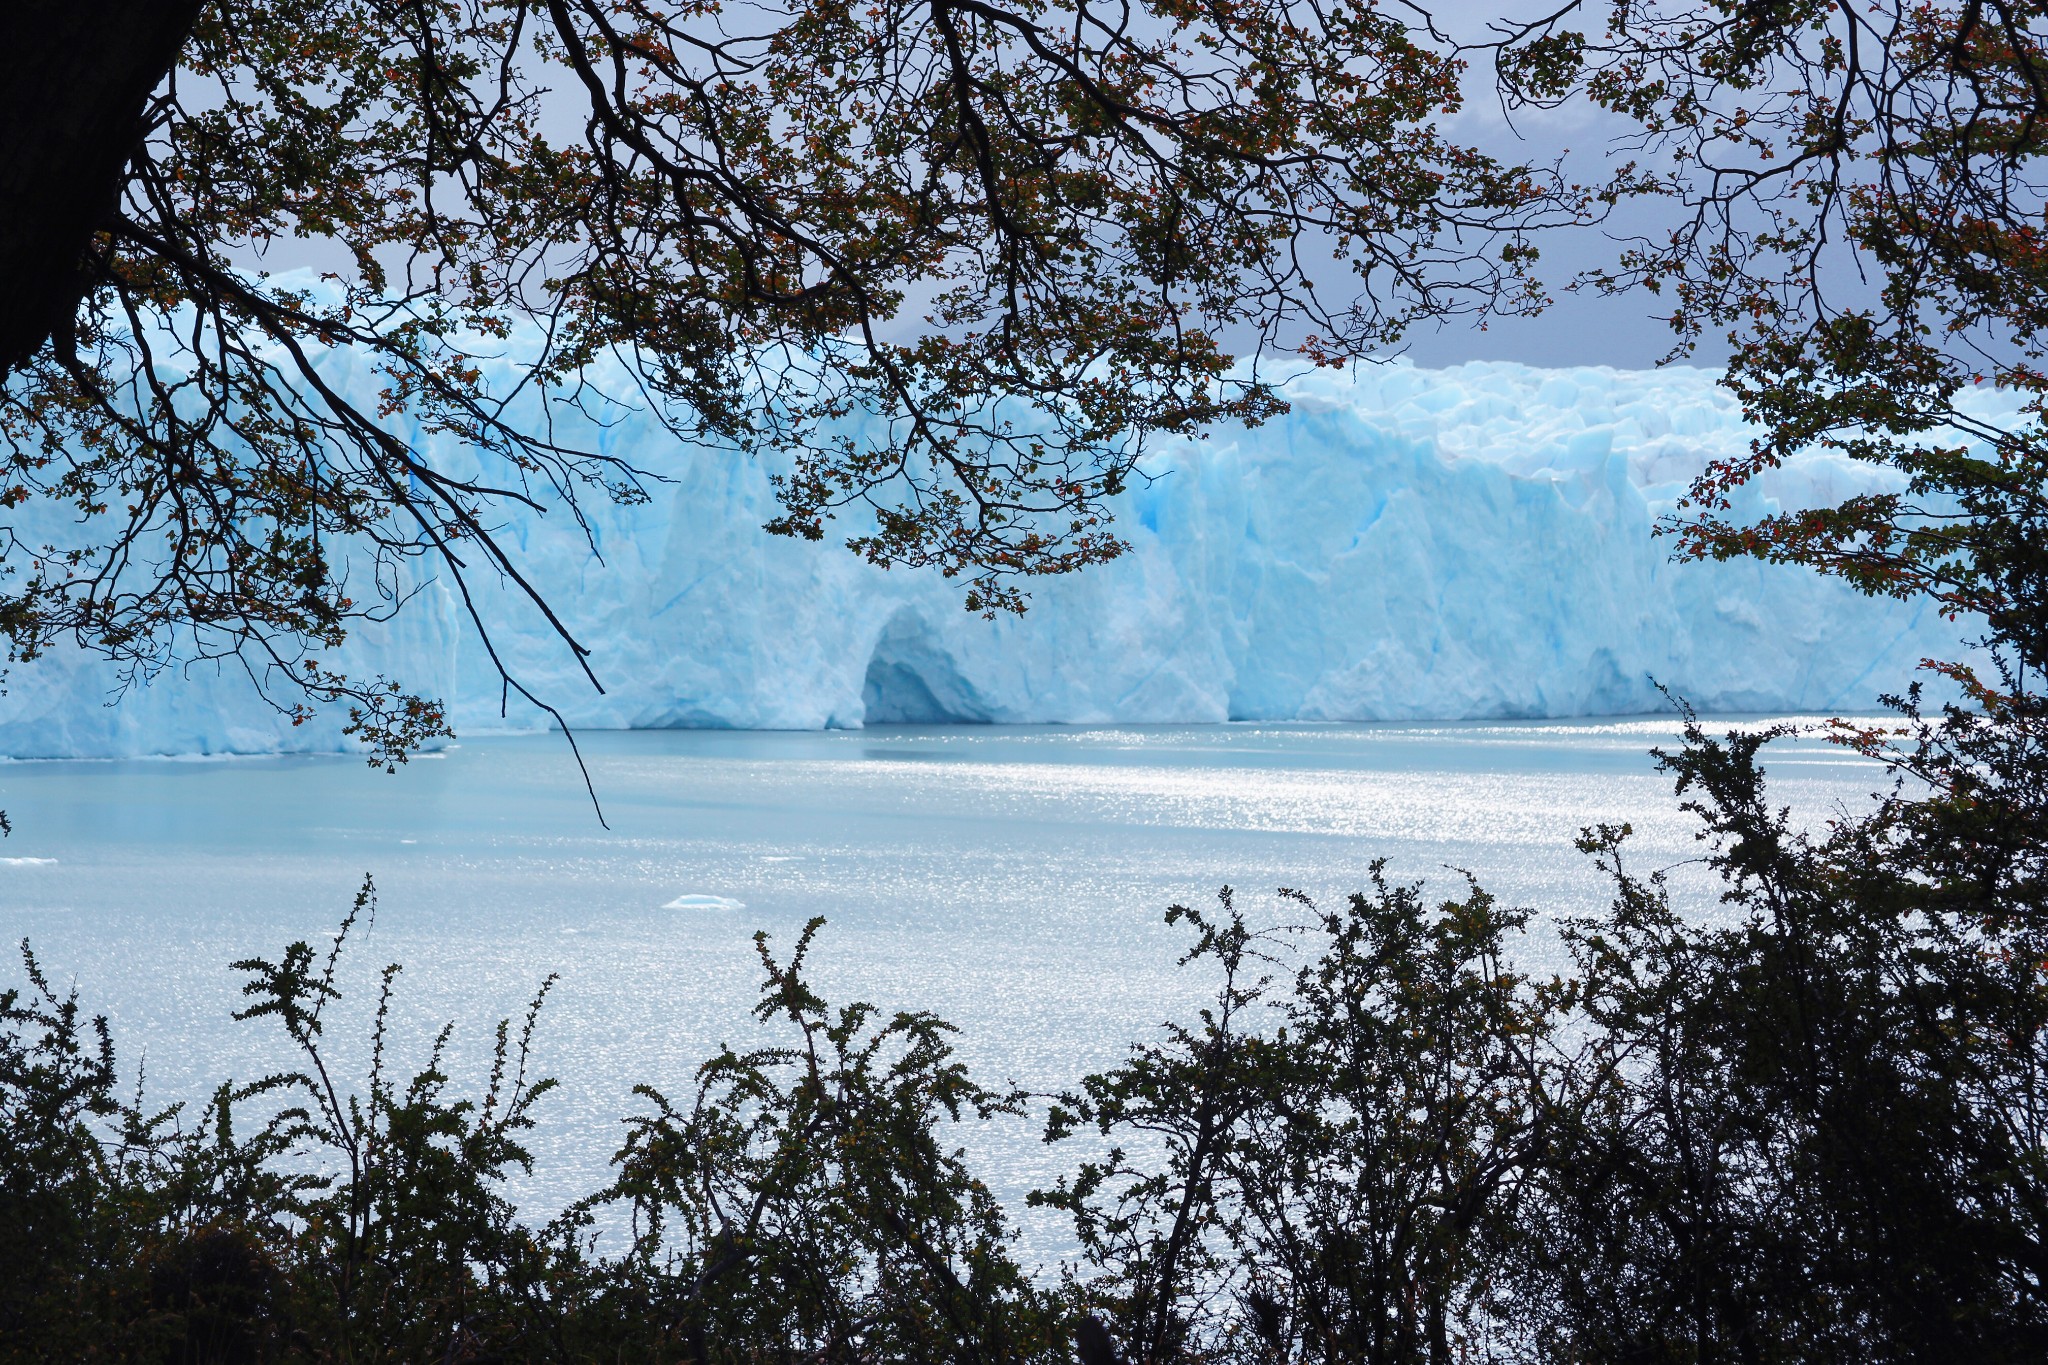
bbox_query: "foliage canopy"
[0,0,1573,760]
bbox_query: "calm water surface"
[0,718,1888,1236]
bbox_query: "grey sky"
[224,0,1714,374]
[1403,2,1722,372]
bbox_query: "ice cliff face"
[0,355,1998,758]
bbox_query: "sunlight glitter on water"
[0,717,1889,1235]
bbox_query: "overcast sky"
[1397,6,1725,373]
[223,0,1719,375]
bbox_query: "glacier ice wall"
[0,355,2000,758]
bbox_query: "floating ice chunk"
[0,857,57,866]
[663,893,747,911]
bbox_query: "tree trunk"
[0,0,205,375]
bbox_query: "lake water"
[0,718,1888,1243]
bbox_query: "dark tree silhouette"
[0,1,206,372]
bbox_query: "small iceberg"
[663,893,747,911]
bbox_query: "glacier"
[0,352,2003,759]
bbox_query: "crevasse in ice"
[0,352,2002,758]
